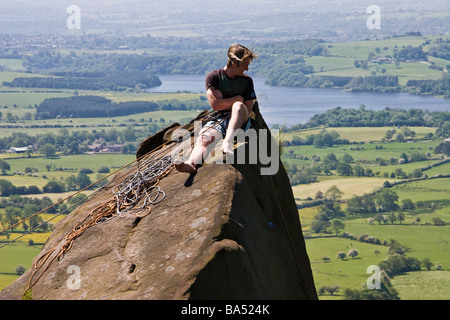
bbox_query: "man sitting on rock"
[175,43,258,174]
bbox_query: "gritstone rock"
[0,102,317,300]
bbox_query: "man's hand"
[207,88,244,111]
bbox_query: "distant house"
[104,144,123,153]
[10,147,29,153]
[88,143,104,153]
[370,57,395,64]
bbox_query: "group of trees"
[295,107,450,129]
[0,123,171,157]
[0,193,88,233]
[346,189,400,216]
[0,168,106,197]
[346,75,400,93]
[284,147,433,186]
[285,129,350,148]
[405,74,450,98]
[428,42,450,60]
[2,71,161,92]
[33,95,209,120]
[308,180,446,235]
[393,46,428,61]
[35,96,160,119]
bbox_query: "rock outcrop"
[0,103,317,300]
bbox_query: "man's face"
[235,58,251,76]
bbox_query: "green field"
[286,123,450,299]
[307,36,449,86]
[392,271,450,300]
[0,242,42,290]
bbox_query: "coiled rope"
[23,111,226,292]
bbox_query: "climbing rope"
[24,112,221,291]
[26,153,176,290]
[0,109,227,293]
[111,154,174,219]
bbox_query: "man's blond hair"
[227,44,257,68]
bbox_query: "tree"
[388,212,397,224]
[311,212,331,233]
[347,248,359,259]
[0,179,17,196]
[22,204,40,231]
[315,190,324,200]
[39,143,57,158]
[337,252,347,261]
[76,173,92,189]
[319,284,340,296]
[16,265,26,276]
[397,212,405,224]
[341,153,353,163]
[422,258,433,271]
[354,164,365,176]
[43,180,66,193]
[2,207,21,231]
[384,129,395,141]
[325,185,343,202]
[431,217,446,225]
[337,162,353,176]
[65,175,78,191]
[435,141,450,156]
[331,219,345,236]
[375,189,399,212]
[0,159,11,175]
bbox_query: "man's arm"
[207,88,244,111]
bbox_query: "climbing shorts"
[203,112,252,138]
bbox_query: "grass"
[293,177,391,201]
[6,153,136,173]
[0,59,26,71]
[0,241,42,290]
[0,154,136,191]
[392,271,450,300]
[283,127,437,143]
[344,221,450,269]
[297,163,450,300]
[303,200,450,300]
[312,36,449,85]
[305,236,389,299]
[392,177,450,202]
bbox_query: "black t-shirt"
[205,68,256,101]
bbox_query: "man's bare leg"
[175,130,218,174]
[221,102,249,155]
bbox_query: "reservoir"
[147,74,449,127]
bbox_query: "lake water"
[147,74,449,127]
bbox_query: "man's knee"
[232,101,249,119]
[197,131,217,147]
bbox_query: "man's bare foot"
[174,160,197,174]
